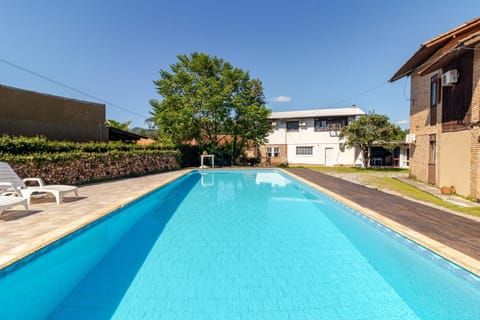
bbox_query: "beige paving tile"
[0,169,190,269]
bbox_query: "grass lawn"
[299,165,480,217]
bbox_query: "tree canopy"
[339,112,404,168]
[150,52,271,164]
[105,119,132,131]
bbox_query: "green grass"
[292,165,480,217]
[364,176,480,217]
[300,165,408,174]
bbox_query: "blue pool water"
[1,170,480,319]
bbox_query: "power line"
[0,58,148,120]
[326,81,388,107]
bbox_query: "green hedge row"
[0,135,176,155]
[0,149,179,164]
[0,136,180,184]
[0,135,179,166]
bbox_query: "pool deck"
[286,168,480,275]
[0,169,190,270]
[1,167,480,276]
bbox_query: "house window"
[266,147,280,158]
[296,146,313,155]
[430,74,440,126]
[441,51,473,131]
[314,117,346,131]
[286,121,299,131]
[314,118,327,131]
[273,147,280,157]
[429,134,436,163]
[266,147,272,158]
[430,141,436,163]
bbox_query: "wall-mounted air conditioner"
[406,133,416,144]
[299,121,307,127]
[271,121,277,127]
[441,69,459,86]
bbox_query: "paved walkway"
[286,168,480,275]
[0,170,190,269]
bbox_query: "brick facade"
[258,144,288,165]
[470,45,480,198]
[409,72,441,183]
[409,44,480,198]
[393,18,480,199]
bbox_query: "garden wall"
[7,152,179,185]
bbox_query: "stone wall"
[11,152,179,185]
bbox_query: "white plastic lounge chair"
[0,162,78,205]
[0,195,28,215]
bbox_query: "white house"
[260,106,365,166]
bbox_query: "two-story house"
[391,17,480,199]
[260,106,365,166]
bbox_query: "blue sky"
[1,1,479,129]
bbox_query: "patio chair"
[0,162,78,205]
[0,195,28,215]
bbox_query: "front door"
[428,135,436,185]
[325,147,335,166]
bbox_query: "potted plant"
[440,186,455,195]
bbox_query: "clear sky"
[1,1,479,129]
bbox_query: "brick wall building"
[391,17,480,199]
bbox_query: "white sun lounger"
[0,162,78,205]
[0,195,28,215]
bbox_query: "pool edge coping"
[281,168,480,276]
[3,167,479,277]
[0,169,193,271]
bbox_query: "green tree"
[150,52,271,163]
[339,112,404,169]
[105,119,132,131]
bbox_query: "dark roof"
[0,83,105,107]
[390,17,480,82]
[108,126,146,142]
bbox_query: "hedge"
[0,135,180,184]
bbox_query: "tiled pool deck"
[1,168,480,277]
[0,169,190,270]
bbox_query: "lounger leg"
[52,191,62,204]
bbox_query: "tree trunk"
[232,132,238,166]
[367,146,372,169]
[362,146,369,169]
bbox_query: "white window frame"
[266,147,272,158]
[273,147,280,157]
[296,146,314,156]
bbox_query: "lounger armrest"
[0,182,22,196]
[0,182,14,190]
[23,178,45,186]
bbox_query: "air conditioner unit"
[299,121,307,127]
[271,121,277,126]
[406,133,416,144]
[441,69,459,86]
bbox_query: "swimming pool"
[1,169,479,319]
